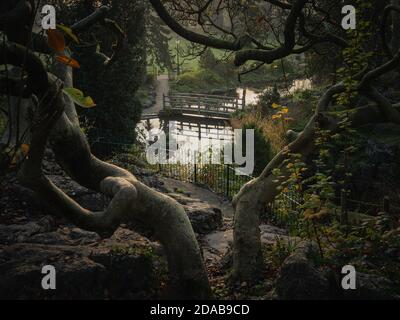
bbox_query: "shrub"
[199,48,218,70]
[257,85,281,116]
[173,69,226,93]
[242,122,274,176]
[238,113,286,155]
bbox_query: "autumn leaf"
[284,117,294,122]
[57,24,80,44]
[304,208,315,219]
[47,29,66,53]
[21,144,30,157]
[55,55,80,68]
[271,103,280,109]
[62,88,96,108]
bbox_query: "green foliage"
[146,13,173,71]
[71,0,147,144]
[172,68,228,93]
[269,237,299,268]
[171,51,301,94]
[62,88,96,108]
[291,89,315,104]
[242,123,273,176]
[257,85,280,116]
[267,0,399,286]
[199,48,218,70]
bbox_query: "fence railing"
[156,161,252,199]
[264,188,400,231]
[265,190,303,230]
[163,92,245,118]
[90,139,253,199]
[90,140,400,224]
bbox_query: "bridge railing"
[163,93,245,115]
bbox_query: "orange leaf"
[47,29,66,53]
[21,144,30,157]
[55,55,80,68]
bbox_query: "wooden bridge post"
[198,97,201,115]
[162,93,165,109]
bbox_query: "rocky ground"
[0,150,289,300]
[1,152,398,300]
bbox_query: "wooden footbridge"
[160,92,245,119]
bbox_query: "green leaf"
[57,24,80,44]
[62,88,96,108]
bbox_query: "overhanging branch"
[149,0,241,51]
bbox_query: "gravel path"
[142,74,169,115]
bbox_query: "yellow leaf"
[271,103,280,109]
[57,24,80,44]
[82,96,96,108]
[281,107,289,114]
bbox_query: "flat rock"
[202,225,291,264]
[168,192,223,234]
[0,238,158,299]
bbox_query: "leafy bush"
[71,0,147,145]
[237,113,286,155]
[173,69,227,93]
[199,48,218,70]
[257,85,280,116]
[242,123,274,176]
[291,88,316,103]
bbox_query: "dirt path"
[142,74,169,115]
[158,176,292,267]
[160,177,234,218]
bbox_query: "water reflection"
[236,78,312,106]
[139,115,234,164]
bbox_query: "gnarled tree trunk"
[0,3,212,299]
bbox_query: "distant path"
[142,74,169,115]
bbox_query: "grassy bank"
[168,39,304,94]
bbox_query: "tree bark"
[1,40,212,300]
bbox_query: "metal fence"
[265,190,303,230]
[90,140,399,226]
[264,188,400,230]
[90,139,252,199]
[156,161,252,199]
